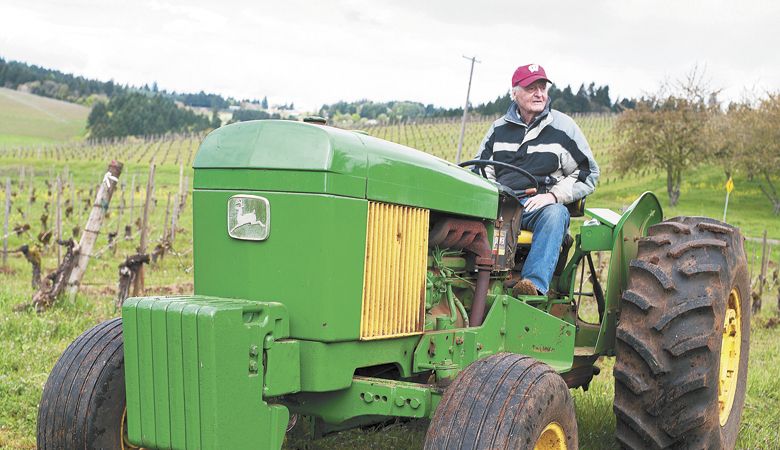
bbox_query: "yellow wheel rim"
[121,407,142,450]
[719,287,741,426]
[534,421,567,450]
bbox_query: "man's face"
[513,79,549,117]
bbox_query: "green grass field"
[0,88,89,145]
[1,116,779,449]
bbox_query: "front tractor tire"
[614,217,750,449]
[425,353,577,450]
[37,318,135,450]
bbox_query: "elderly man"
[474,63,599,296]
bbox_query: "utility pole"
[456,55,481,164]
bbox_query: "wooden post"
[173,163,183,243]
[113,181,125,255]
[759,230,769,298]
[56,175,62,265]
[27,181,33,220]
[180,175,190,212]
[66,161,124,297]
[126,174,136,239]
[133,164,156,296]
[76,189,83,230]
[162,192,171,243]
[2,178,9,267]
[750,244,757,283]
[171,191,179,244]
[754,230,769,314]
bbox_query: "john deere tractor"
[37,120,749,449]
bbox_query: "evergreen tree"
[87,92,210,138]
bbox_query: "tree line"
[0,57,271,137]
[319,82,629,125]
[87,93,215,139]
[0,57,266,109]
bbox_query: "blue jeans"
[519,202,570,294]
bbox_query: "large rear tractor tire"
[614,217,750,449]
[37,318,136,449]
[425,353,577,450]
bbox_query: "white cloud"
[1,0,777,111]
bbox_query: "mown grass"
[0,88,88,145]
[1,116,779,449]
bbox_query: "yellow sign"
[726,177,734,193]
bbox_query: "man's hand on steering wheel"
[458,160,540,200]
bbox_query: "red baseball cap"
[512,64,552,87]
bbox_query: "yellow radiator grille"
[360,202,429,340]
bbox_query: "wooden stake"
[56,175,62,265]
[760,230,769,298]
[180,175,189,211]
[27,181,33,220]
[113,180,125,255]
[754,230,769,314]
[162,192,171,243]
[171,191,179,244]
[66,161,124,297]
[2,178,9,267]
[133,164,156,296]
[127,174,136,239]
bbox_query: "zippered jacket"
[473,101,599,204]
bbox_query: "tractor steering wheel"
[459,159,540,193]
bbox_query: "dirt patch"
[0,266,16,275]
[147,282,194,296]
[83,281,194,297]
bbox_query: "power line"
[456,55,481,164]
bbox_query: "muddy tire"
[614,217,750,449]
[37,318,131,450]
[425,353,577,450]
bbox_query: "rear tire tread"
[614,217,750,449]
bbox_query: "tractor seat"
[516,197,587,245]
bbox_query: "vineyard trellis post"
[755,230,768,314]
[56,175,62,265]
[66,160,124,298]
[27,177,33,220]
[162,192,171,245]
[127,174,136,239]
[133,164,156,296]
[113,180,125,255]
[2,177,9,268]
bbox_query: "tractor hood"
[193,120,498,219]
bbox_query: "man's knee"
[542,203,570,227]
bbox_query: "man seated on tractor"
[474,63,600,296]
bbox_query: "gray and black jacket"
[474,101,599,205]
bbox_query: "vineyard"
[0,114,653,313]
[1,115,779,449]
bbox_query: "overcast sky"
[1,0,778,111]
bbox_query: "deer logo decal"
[227,195,270,241]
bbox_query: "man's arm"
[548,114,600,204]
[473,120,498,181]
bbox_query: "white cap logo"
[529,64,539,73]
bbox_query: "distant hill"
[0,87,88,145]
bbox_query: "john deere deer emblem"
[227,195,270,241]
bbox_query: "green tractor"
[37,120,749,449]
